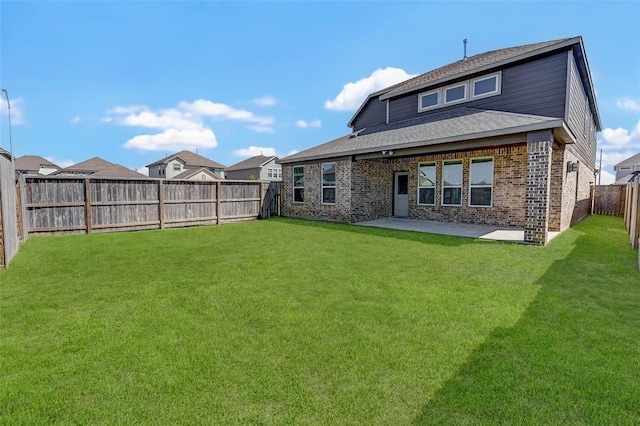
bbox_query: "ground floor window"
[418,163,436,205]
[322,162,336,204]
[442,160,462,206]
[469,158,493,207]
[293,166,304,202]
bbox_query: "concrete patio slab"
[356,217,560,243]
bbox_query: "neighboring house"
[147,150,226,179]
[613,152,640,184]
[15,155,60,175]
[172,167,223,181]
[226,155,282,181]
[279,36,600,245]
[53,157,147,179]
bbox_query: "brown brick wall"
[525,140,552,245]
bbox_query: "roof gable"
[171,167,223,180]
[55,157,146,179]
[146,150,225,169]
[15,155,60,171]
[226,155,278,171]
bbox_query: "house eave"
[278,119,566,164]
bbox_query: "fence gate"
[592,185,625,216]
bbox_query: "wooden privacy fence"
[592,185,626,216]
[23,176,271,235]
[621,177,640,253]
[0,154,20,268]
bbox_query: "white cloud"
[135,166,149,176]
[45,157,75,169]
[252,96,277,107]
[108,99,275,151]
[325,67,417,111]
[296,119,321,129]
[125,128,217,152]
[232,146,277,157]
[70,116,81,125]
[0,96,26,125]
[600,120,640,150]
[599,150,638,169]
[616,97,640,111]
[286,149,299,157]
[598,169,615,185]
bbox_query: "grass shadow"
[413,215,640,424]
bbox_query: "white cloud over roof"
[325,67,417,111]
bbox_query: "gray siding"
[389,51,568,124]
[351,97,387,131]
[566,51,597,168]
[226,168,261,180]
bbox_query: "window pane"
[443,187,462,205]
[470,187,492,206]
[474,77,497,95]
[443,161,462,186]
[293,166,304,175]
[470,159,493,185]
[322,163,336,186]
[419,164,436,187]
[421,92,438,109]
[419,187,435,205]
[294,188,304,202]
[293,174,304,187]
[397,174,408,195]
[322,188,335,204]
[445,85,465,102]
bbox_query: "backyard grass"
[1,215,638,424]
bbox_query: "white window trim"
[293,165,304,203]
[418,90,441,112]
[321,162,337,205]
[471,72,502,100]
[417,162,436,206]
[441,160,463,206]
[444,82,468,106]
[469,157,494,208]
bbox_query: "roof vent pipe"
[463,38,468,60]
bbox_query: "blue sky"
[1,1,638,183]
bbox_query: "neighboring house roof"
[15,155,60,172]
[54,157,147,179]
[146,150,226,169]
[280,107,565,164]
[226,155,278,171]
[171,167,222,180]
[614,152,640,169]
[615,171,640,185]
[348,36,600,130]
[0,148,12,161]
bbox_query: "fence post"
[84,178,93,234]
[216,181,221,224]
[158,180,165,229]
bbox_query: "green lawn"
[1,215,638,424]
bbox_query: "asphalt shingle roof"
[54,157,147,179]
[280,108,563,163]
[172,167,222,180]
[15,155,59,172]
[226,155,277,171]
[146,150,225,169]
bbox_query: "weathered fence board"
[0,153,19,268]
[592,185,625,216]
[22,177,269,235]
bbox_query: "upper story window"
[173,163,181,171]
[418,71,502,113]
[471,72,501,99]
[322,162,336,204]
[293,166,304,203]
[418,163,436,205]
[444,83,467,105]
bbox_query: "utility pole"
[1,88,14,165]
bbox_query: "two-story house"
[614,153,640,184]
[147,150,226,180]
[278,37,600,245]
[226,155,282,181]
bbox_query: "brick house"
[278,37,600,245]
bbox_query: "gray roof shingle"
[226,155,277,171]
[146,150,225,169]
[172,167,223,180]
[15,155,60,172]
[280,108,563,164]
[54,157,147,179]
